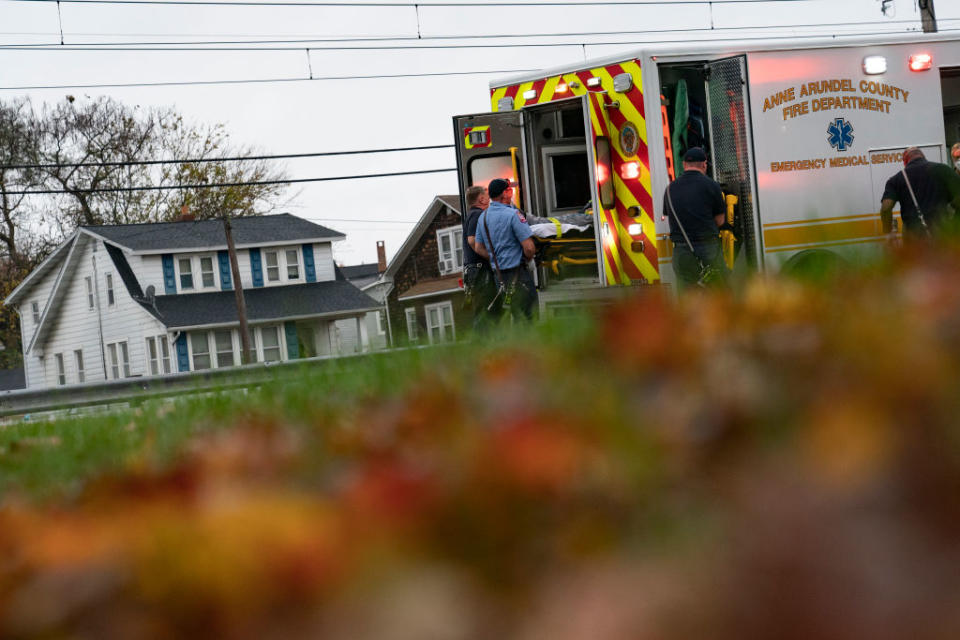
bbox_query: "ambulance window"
[548,151,591,210]
[559,108,586,139]
[468,154,515,189]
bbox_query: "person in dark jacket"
[462,185,498,330]
[663,147,726,290]
[880,147,960,242]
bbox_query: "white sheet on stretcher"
[530,222,592,239]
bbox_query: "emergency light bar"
[586,77,602,88]
[909,53,933,71]
[523,89,538,101]
[862,56,887,75]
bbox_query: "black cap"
[488,178,517,199]
[683,147,707,163]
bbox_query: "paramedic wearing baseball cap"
[474,178,537,321]
[662,147,727,290]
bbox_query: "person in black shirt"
[663,147,726,290]
[462,185,498,330]
[880,147,960,242]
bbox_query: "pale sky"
[2,0,956,266]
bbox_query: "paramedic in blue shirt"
[474,178,537,321]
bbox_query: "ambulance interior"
[522,99,601,288]
[658,63,713,180]
[658,59,755,269]
[942,68,960,154]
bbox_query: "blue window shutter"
[161,254,177,294]
[175,334,190,372]
[303,243,317,283]
[250,248,264,287]
[284,321,299,360]
[218,250,232,290]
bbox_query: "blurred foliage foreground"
[3,248,960,640]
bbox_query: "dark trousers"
[492,263,537,322]
[463,263,498,332]
[673,238,727,291]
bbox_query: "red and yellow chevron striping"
[490,60,660,284]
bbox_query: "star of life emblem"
[827,118,855,152]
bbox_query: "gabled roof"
[25,234,88,355]
[3,233,77,306]
[151,280,380,330]
[83,213,344,255]
[382,195,462,282]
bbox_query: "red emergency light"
[909,53,933,72]
[620,162,640,179]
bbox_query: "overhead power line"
[2,24,951,91]
[0,0,819,7]
[1,144,454,171]
[2,167,456,195]
[0,67,537,90]
[0,20,923,50]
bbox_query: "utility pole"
[920,0,938,33]
[223,217,253,364]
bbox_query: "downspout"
[92,252,107,379]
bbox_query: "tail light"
[620,162,640,179]
[595,137,615,209]
[909,53,933,71]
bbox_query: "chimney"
[377,241,387,274]
[177,205,195,222]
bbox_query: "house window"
[200,256,216,289]
[146,335,172,375]
[107,341,130,379]
[263,248,301,283]
[158,336,171,373]
[107,343,118,378]
[178,258,194,290]
[55,353,66,386]
[261,326,282,363]
[85,276,95,310]
[265,251,280,282]
[405,307,418,342]
[191,332,211,370]
[214,330,235,368]
[31,301,40,324]
[436,227,464,275]
[286,249,300,279]
[106,273,115,306]
[74,349,85,383]
[376,311,386,335]
[425,301,455,344]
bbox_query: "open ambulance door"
[452,110,527,216]
[705,55,761,270]
[518,94,611,288]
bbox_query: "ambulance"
[452,33,960,300]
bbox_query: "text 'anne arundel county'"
[763,79,909,121]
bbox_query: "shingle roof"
[340,263,380,281]
[84,214,342,253]
[148,280,379,329]
[0,367,25,391]
[397,275,463,301]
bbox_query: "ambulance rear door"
[452,110,528,214]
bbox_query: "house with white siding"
[4,214,380,390]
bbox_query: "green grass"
[0,316,596,502]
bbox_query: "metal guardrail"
[0,349,396,419]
